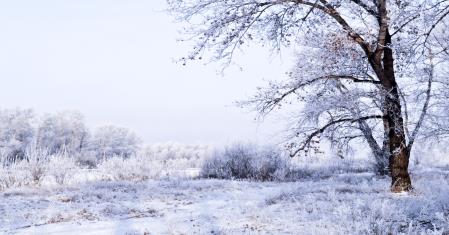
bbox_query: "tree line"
[0,109,141,163]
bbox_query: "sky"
[0,0,294,145]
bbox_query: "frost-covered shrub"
[97,155,164,181]
[47,155,77,184]
[0,149,82,189]
[0,148,50,189]
[201,143,374,182]
[141,142,213,170]
[0,164,30,190]
[285,158,373,180]
[20,148,51,183]
[253,147,291,181]
[75,152,98,168]
[201,143,290,181]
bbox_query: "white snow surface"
[1,168,449,235]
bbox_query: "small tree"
[0,108,35,162]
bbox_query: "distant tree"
[168,0,449,192]
[36,111,89,155]
[0,108,35,162]
[89,125,141,159]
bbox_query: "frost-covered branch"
[407,50,435,152]
[289,115,384,157]
[245,74,380,116]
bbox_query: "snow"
[2,168,449,235]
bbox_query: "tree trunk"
[374,150,389,176]
[381,31,412,192]
[384,91,412,192]
[381,102,391,176]
[358,118,389,175]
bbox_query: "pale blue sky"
[0,0,292,145]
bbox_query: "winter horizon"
[0,0,289,145]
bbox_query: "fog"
[0,0,293,145]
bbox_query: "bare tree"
[168,0,449,192]
[0,108,35,162]
[36,111,89,155]
[89,125,141,159]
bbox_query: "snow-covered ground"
[2,168,449,235]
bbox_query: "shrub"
[47,155,77,184]
[141,143,213,170]
[0,164,30,190]
[75,152,98,168]
[97,155,164,181]
[0,148,50,189]
[20,148,50,183]
[201,143,290,181]
[285,159,372,181]
[0,148,82,189]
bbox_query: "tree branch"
[290,115,384,157]
[251,74,381,115]
[424,6,449,45]
[407,50,434,151]
[349,0,378,17]
[391,14,421,37]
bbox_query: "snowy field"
[3,0,449,234]
[2,167,449,235]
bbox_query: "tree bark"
[357,118,389,175]
[380,30,412,192]
[384,89,412,192]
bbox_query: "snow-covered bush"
[20,148,51,183]
[89,125,141,159]
[96,143,216,181]
[201,143,290,181]
[285,159,373,180]
[201,143,375,182]
[142,142,213,170]
[75,152,98,168]
[0,148,50,189]
[0,164,30,190]
[0,148,81,189]
[96,155,164,181]
[47,155,77,185]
